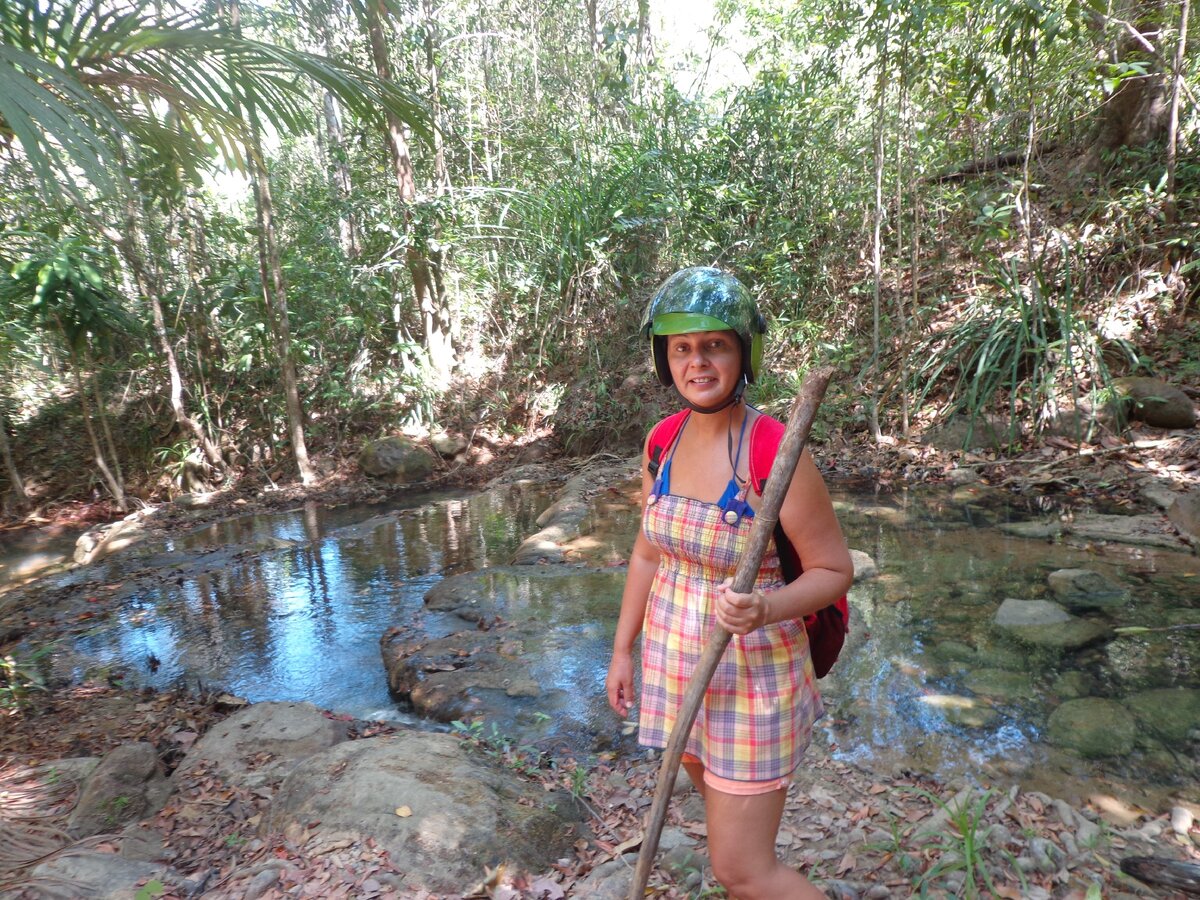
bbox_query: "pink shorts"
[681,753,791,795]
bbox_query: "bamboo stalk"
[628,365,835,899]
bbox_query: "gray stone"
[1047,568,1130,610]
[1168,492,1200,545]
[572,858,632,899]
[74,514,151,565]
[1046,698,1137,758]
[1124,687,1200,744]
[119,821,172,862]
[178,701,350,788]
[68,743,170,838]
[358,435,434,483]
[1028,836,1065,873]
[995,598,1072,627]
[930,641,978,665]
[430,431,469,457]
[267,732,584,894]
[1140,480,1182,510]
[1000,512,1190,550]
[31,851,187,899]
[1113,377,1196,429]
[1171,806,1195,836]
[850,549,878,581]
[994,599,1108,649]
[925,416,1013,452]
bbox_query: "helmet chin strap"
[674,376,747,415]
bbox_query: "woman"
[606,267,853,900]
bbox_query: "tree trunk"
[1165,0,1190,225]
[229,0,317,485]
[108,194,227,472]
[66,341,126,511]
[422,0,455,377]
[867,44,888,442]
[364,0,454,382]
[318,11,360,257]
[0,402,29,507]
[1089,1,1171,160]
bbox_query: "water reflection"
[72,484,556,721]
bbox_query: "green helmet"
[641,267,766,387]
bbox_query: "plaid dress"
[638,492,823,782]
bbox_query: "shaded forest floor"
[2,682,1199,900]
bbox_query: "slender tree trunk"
[1164,0,1190,225]
[422,0,455,375]
[107,195,226,472]
[66,342,126,511]
[867,44,889,442]
[318,12,360,257]
[0,403,29,507]
[228,0,317,485]
[364,0,454,381]
[83,345,126,500]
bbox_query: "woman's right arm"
[606,442,661,717]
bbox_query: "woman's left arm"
[716,449,853,634]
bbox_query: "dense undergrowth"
[0,0,1197,521]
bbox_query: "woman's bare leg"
[705,787,827,900]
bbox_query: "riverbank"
[2,428,1198,898]
[2,680,1198,899]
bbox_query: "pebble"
[863,885,891,899]
[242,868,280,900]
[1171,806,1195,836]
[1076,817,1101,848]
[1137,819,1166,840]
[1052,798,1078,828]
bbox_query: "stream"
[3,470,1197,807]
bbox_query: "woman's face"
[665,329,743,407]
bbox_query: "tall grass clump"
[910,248,1137,447]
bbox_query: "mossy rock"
[1046,698,1136,758]
[1123,688,1200,744]
[1112,377,1196,429]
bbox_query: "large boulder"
[1112,377,1196,429]
[266,732,586,894]
[383,565,624,738]
[1046,698,1137,758]
[67,743,171,838]
[177,701,350,788]
[32,851,189,899]
[358,435,434,483]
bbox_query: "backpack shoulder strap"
[647,409,690,477]
[748,412,786,496]
[749,412,803,583]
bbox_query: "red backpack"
[647,410,850,678]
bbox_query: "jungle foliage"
[0,0,1196,509]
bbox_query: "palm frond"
[0,44,124,198]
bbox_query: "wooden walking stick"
[628,365,835,899]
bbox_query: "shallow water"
[22,475,1200,804]
[66,484,558,723]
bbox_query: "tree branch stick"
[628,366,835,899]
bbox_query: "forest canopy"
[0,0,1196,513]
